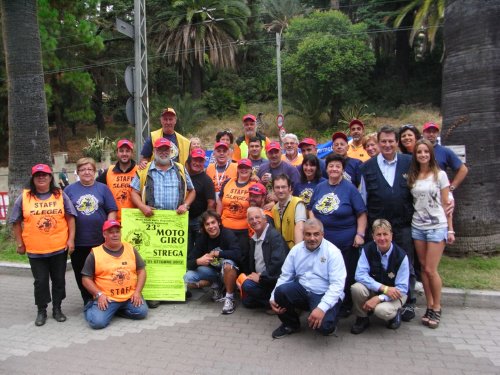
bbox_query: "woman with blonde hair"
[361,133,379,158]
[408,139,454,329]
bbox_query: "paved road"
[1,272,499,375]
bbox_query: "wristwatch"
[95,291,103,299]
[378,294,385,302]
[449,185,456,191]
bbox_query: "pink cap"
[117,139,134,150]
[266,141,281,152]
[214,141,229,150]
[154,138,172,148]
[298,138,317,148]
[242,114,256,122]
[423,122,439,131]
[102,219,121,232]
[238,158,252,168]
[249,183,267,195]
[31,164,52,175]
[190,148,206,159]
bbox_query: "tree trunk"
[395,17,411,85]
[1,0,51,208]
[441,0,500,255]
[53,102,67,150]
[190,63,202,99]
[91,67,105,131]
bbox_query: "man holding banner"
[130,137,195,308]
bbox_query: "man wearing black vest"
[351,219,409,334]
[359,125,416,321]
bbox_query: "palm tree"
[150,0,250,99]
[441,0,500,255]
[394,0,444,51]
[1,0,51,206]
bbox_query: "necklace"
[215,161,229,190]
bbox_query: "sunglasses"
[401,124,417,130]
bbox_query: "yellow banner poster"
[121,208,188,301]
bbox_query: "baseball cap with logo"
[242,114,256,122]
[266,141,281,152]
[154,138,172,148]
[423,122,439,132]
[249,183,267,195]
[331,132,348,143]
[190,148,206,159]
[238,158,252,168]
[298,138,317,148]
[31,164,52,175]
[117,139,134,150]
[161,107,176,117]
[102,219,122,232]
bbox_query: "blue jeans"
[274,281,341,335]
[241,279,273,308]
[84,299,148,329]
[183,259,238,284]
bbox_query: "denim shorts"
[411,227,448,243]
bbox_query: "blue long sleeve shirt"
[270,238,346,312]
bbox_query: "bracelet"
[448,231,455,234]
[383,286,389,294]
[356,232,365,238]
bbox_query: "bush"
[203,88,243,119]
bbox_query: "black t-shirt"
[189,171,215,219]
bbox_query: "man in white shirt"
[269,219,346,338]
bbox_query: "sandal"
[428,309,441,329]
[421,308,432,326]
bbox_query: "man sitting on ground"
[269,219,346,338]
[350,219,409,334]
[82,220,148,329]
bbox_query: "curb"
[1,262,499,309]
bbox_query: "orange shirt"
[281,153,303,167]
[220,178,250,230]
[347,141,370,162]
[106,165,138,221]
[206,162,238,193]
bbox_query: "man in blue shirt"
[350,219,409,334]
[422,122,468,192]
[269,218,346,339]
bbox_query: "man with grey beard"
[130,137,196,308]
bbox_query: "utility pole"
[116,0,150,160]
[276,32,283,116]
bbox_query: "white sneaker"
[222,297,235,314]
[415,281,424,295]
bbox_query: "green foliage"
[83,131,112,162]
[203,88,243,119]
[440,255,500,290]
[282,11,375,127]
[338,104,375,127]
[0,226,27,264]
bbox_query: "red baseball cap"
[349,119,364,128]
[423,122,439,131]
[266,141,281,152]
[102,219,121,232]
[117,139,134,150]
[249,183,267,195]
[161,107,176,117]
[298,138,317,148]
[154,138,172,148]
[331,132,348,143]
[238,158,252,168]
[214,141,229,150]
[242,114,256,122]
[190,148,206,159]
[31,164,52,175]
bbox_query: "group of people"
[10,107,467,338]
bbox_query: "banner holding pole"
[121,208,188,301]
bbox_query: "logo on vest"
[112,267,131,285]
[315,192,340,214]
[76,194,98,216]
[115,189,129,204]
[125,230,151,251]
[388,272,395,279]
[37,216,56,232]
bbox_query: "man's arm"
[130,188,154,217]
[177,188,196,214]
[450,164,468,190]
[65,214,75,255]
[294,201,307,245]
[131,267,146,307]
[316,247,346,313]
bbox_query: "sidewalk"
[1,267,499,374]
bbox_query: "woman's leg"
[423,240,445,311]
[414,239,433,308]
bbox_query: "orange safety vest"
[106,165,138,221]
[220,178,250,230]
[21,190,68,254]
[93,242,138,302]
[206,162,238,193]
